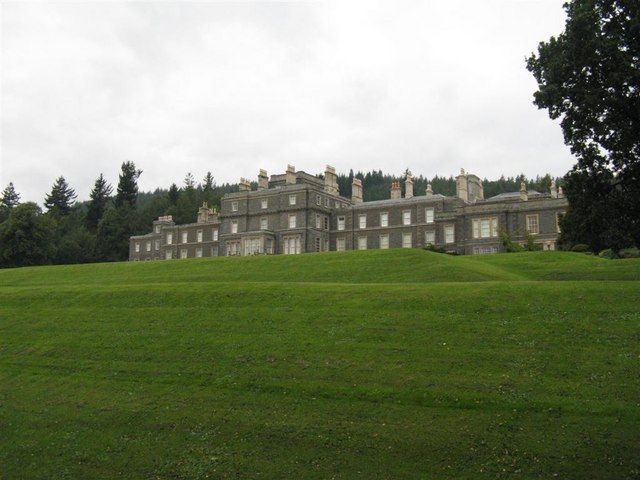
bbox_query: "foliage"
[499,228,524,253]
[115,161,142,208]
[95,206,142,262]
[44,176,77,216]
[571,243,590,252]
[85,173,113,231]
[1,250,639,478]
[0,202,55,267]
[618,247,640,258]
[527,0,640,251]
[1,182,20,209]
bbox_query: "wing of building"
[129,165,567,260]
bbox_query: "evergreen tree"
[44,176,77,216]
[0,202,55,267]
[1,182,20,209]
[86,173,113,231]
[184,172,196,190]
[168,183,180,206]
[115,161,141,209]
[202,172,215,192]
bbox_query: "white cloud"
[0,0,573,203]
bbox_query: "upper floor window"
[288,214,297,229]
[380,234,389,249]
[261,199,268,209]
[358,214,367,229]
[402,232,412,248]
[213,229,219,241]
[403,210,411,226]
[472,217,498,239]
[261,217,268,230]
[325,198,330,208]
[231,201,238,212]
[425,208,434,224]
[315,214,322,229]
[445,225,455,244]
[197,230,203,243]
[289,194,297,206]
[323,216,329,230]
[166,232,173,244]
[181,231,188,244]
[380,212,388,227]
[526,214,539,234]
[231,220,238,234]
[135,242,140,252]
[316,195,321,206]
[337,216,345,231]
[155,225,161,233]
[146,241,151,252]
[358,236,367,250]
[556,212,562,233]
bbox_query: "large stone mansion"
[129,165,567,260]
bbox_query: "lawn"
[1,250,639,479]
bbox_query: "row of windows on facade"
[230,194,349,213]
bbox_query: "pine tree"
[202,172,215,192]
[115,161,141,208]
[44,176,77,216]
[184,172,196,190]
[1,182,20,209]
[168,183,180,206]
[86,173,113,231]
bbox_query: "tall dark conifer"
[86,173,113,230]
[44,176,77,216]
[115,161,141,209]
[1,182,20,209]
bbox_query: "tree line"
[0,165,564,268]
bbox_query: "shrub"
[499,229,524,253]
[571,244,590,253]
[618,247,640,259]
[598,249,616,259]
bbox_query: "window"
[323,216,329,230]
[261,199,268,209]
[155,225,161,233]
[260,217,268,230]
[180,248,188,259]
[337,216,345,231]
[231,220,238,234]
[165,250,172,260]
[166,232,173,244]
[472,217,499,239]
[231,201,238,212]
[403,210,411,225]
[380,212,388,227]
[315,214,321,229]
[197,230,203,243]
[325,198,330,207]
[402,232,412,248]
[154,239,160,250]
[316,195,321,206]
[359,214,367,229]
[526,214,539,234]
[473,246,498,255]
[244,237,262,256]
[288,214,297,229]
[315,237,321,252]
[213,229,219,241]
[146,241,151,252]
[135,242,140,252]
[283,236,301,254]
[556,212,562,233]
[226,241,240,256]
[425,230,435,245]
[181,231,188,244]
[195,247,203,258]
[289,194,296,206]
[336,238,346,251]
[425,208,434,224]
[445,225,455,244]
[358,236,367,250]
[380,234,389,249]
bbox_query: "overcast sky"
[1,0,573,203]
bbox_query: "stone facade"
[129,165,567,260]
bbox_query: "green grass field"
[1,250,639,479]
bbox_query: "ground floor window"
[336,238,346,251]
[226,241,241,256]
[195,247,203,258]
[445,225,455,244]
[244,237,262,256]
[526,214,539,234]
[379,234,389,249]
[402,232,412,248]
[180,248,188,259]
[473,246,498,255]
[283,236,301,255]
[425,230,435,245]
[358,236,367,250]
[165,250,172,260]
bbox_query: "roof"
[485,190,543,201]
[352,194,447,209]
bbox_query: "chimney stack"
[324,165,338,195]
[351,178,363,203]
[405,174,414,198]
[426,183,434,196]
[520,181,528,201]
[239,177,251,191]
[558,186,564,198]
[390,181,401,200]
[286,165,296,185]
[456,168,468,202]
[550,179,557,198]
[258,169,268,190]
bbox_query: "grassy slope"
[1,251,639,479]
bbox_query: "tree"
[95,206,141,262]
[168,183,180,206]
[1,182,20,209]
[527,0,640,251]
[44,176,77,216]
[202,172,215,192]
[115,161,141,209]
[184,172,196,190]
[0,202,55,267]
[86,173,113,231]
